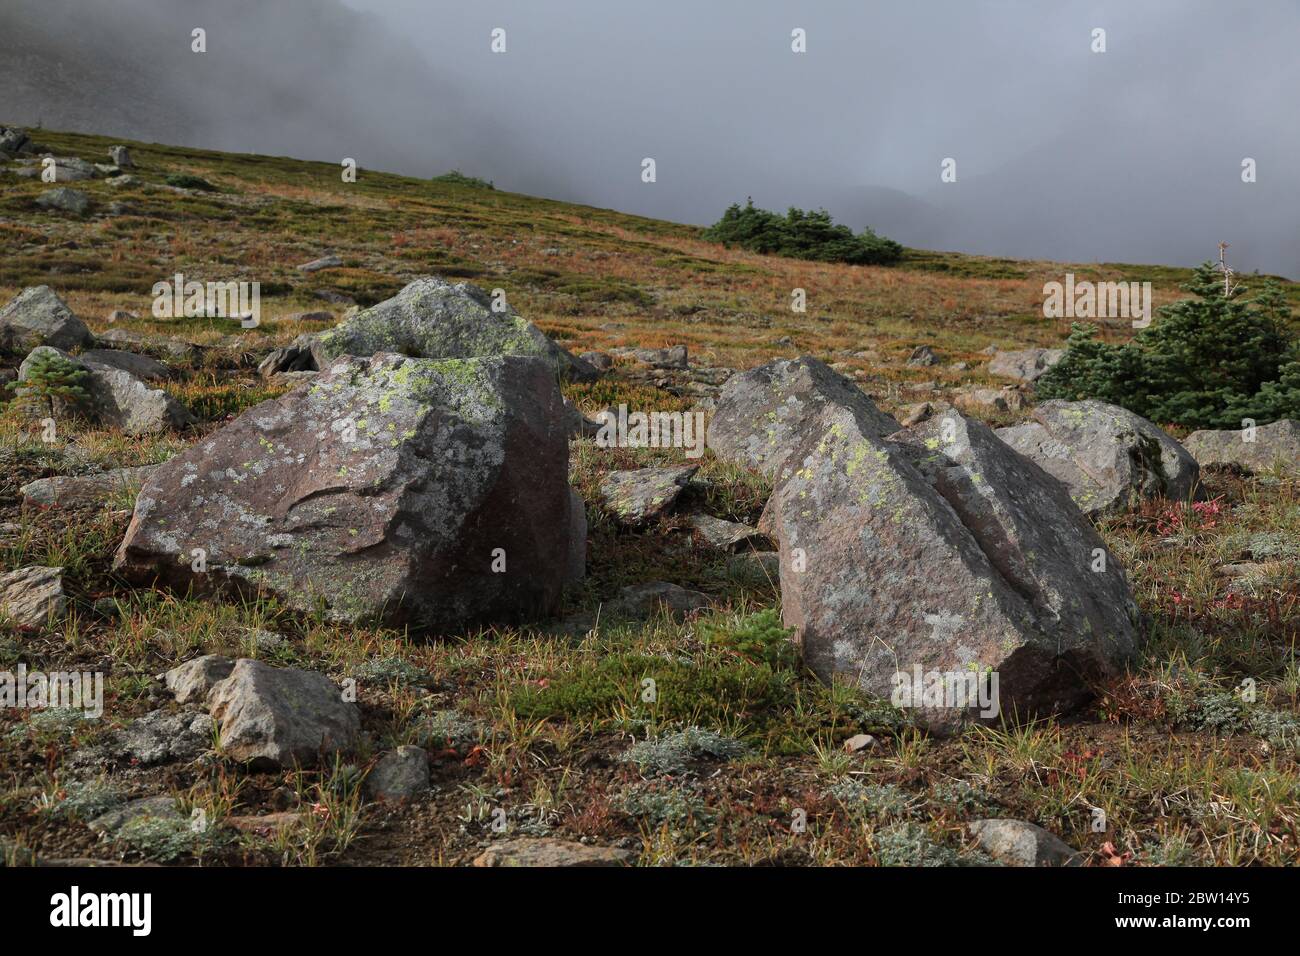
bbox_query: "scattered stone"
[206,659,360,769]
[281,310,335,324]
[108,145,133,167]
[35,187,92,215]
[689,514,773,552]
[106,310,139,323]
[96,327,201,360]
[72,709,214,768]
[599,465,696,526]
[0,566,66,628]
[708,357,900,482]
[996,399,1201,518]
[843,734,877,753]
[18,347,195,435]
[115,353,581,629]
[262,276,598,382]
[20,465,158,509]
[766,404,1139,733]
[0,126,30,155]
[953,386,1027,414]
[899,402,936,427]
[0,286,94,353]
[80,348,170,382]
[987,348,1065,383]
[297,254,343,273]
[906,345,940,367]
[88,796,183,836]
[578,350,613,372]
[105,175,138,188]
[630,345,688,370]
[365,746,430,801]
[968,819,1082,867]
[473,838,635,867]
[164,655,236,706]
[1183,419,1299,477]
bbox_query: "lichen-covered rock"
[708,357,900,481]
[0,286,94,354]
[767,403,1138,733]
[108,145,133,168]
[70,708,214,768]
[987,348,1065,383]
[206,659,359,769]
[598,466,696,527]
[261,276,598,382]
[18,347,195,435]
[689,514,773,552]
[114,353,580,629]
[1183,419,1299,477]
[0,566,66,628]
[996,399,1200,518]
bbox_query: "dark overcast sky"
[4,0,1297,276]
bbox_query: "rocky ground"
[0,126,1298,868]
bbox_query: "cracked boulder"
[114,353,581,629]
[259,276,598,382]
[766,403,1139,733]
[996,399,1200,518]
[708,357,900,481]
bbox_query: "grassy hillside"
[1,128,1298,868]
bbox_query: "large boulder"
[707,357,900,481]
[0,286,94,354]
[996,400,1200,518]
[1183,419,1299,477]
[114,353,580,629]
[766,403,1138,733]
[260,277,598,382]
[206,659,360,768]
[987,348,1065,383]
[18,347,195,435]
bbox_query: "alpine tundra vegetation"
[0,127,1297,869]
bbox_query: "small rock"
[689,514,773,552]
[578,351,613,372]
[843,733,877,753]
[206,659,360,769]
[473,838,634,867]
[35,187,92,215]
[20,465,159,509]
[968,819,1082,867]
[906,345,940,367]
[599,466,696,526]
[365,746,430,801]
[88,796,182,836]
[164,655,236,706]
[296,254,343,273]
[72,709,214,767]
[630,345,688,370]
[108,145,134,168]
[106,309,139,323]
[987,348,1065,383]
[0,566,66,628]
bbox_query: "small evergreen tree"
[1036,261,1300,428]
[702,199,902,265]
[12,350,92,419]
